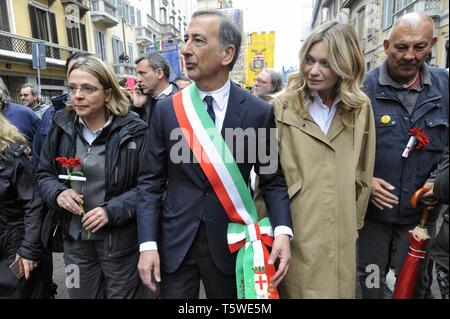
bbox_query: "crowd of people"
[0,9,448,299]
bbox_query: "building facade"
[196,0,232,10]
[311,0,449,71]
[0,0,91,102]
[0,0,194,103]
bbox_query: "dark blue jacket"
[3,102,40,146]
[32,93,69,170]
[362,66,448,225]
[32,106,54,170]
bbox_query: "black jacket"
[130,82,179,125]
[430,148,449,270]
[0,143,43,261]
[36,110,149,258]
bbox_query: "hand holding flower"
[82,207,109,233]
[57,189,84,215]
[55,157,91,239]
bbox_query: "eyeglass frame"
[66,84,109,95]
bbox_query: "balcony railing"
[113,63,136,77]
[91,0,119,26]
[61,0,90,15]
[161,23,179,38]
[147,14,161,34]
[0,30,80,67]
[136,26,153,44]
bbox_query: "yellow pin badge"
[380,115,391,125]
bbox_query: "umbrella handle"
[410,186,431,208]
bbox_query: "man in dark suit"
[133,52,179,125]
[137,10,292,299]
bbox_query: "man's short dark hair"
[192,10,242,70]
[135,52,171,80]
[21,83,39,97]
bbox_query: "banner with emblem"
[245,31,275,89]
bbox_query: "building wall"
[310,0,449,70]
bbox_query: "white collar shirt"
[197,79,231,132]
[156,84,173,99]
[307,91,341,135]
[78,115,113,145]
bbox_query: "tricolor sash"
[172,83,278,299]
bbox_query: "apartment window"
[136,9,142,27]
[130,6,135,25]
[28,5,59,44]
[117,0,125,19]
[95,30,107,61]
[169,16,175,27]
[0,0,10,32]
[112,37,124,64]
[357,7,365,42]
[66,19,88,50]
[321,7,329,23]
[151,0,156,18]
[332,0,338,18]
[395,0,413,12]
[382,0,394,29]
[127,43,134,62]
[161,8,167,24]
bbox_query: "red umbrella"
[392,187,432,299]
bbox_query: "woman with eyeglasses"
[36,55,150,299]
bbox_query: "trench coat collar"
[276,101,346,149]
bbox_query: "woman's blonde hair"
[0,112,28,156]
[280,21,369,126]
[67,55,129,117]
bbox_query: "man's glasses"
[66,84,106,95]
[255,78,268,85]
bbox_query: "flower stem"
[67,168,91,240]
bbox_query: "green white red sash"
[172,83,278,299]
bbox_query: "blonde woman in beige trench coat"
[258,21,376,298]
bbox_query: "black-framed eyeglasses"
[66,84,106,95]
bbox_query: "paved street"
[52,253,206,299]
[53,252,442,299]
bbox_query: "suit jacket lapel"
[221,82,247,137]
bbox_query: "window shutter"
[28,5,39,39]
[0,0,10,32]
[80,23,87,51]
[49,12,58,44]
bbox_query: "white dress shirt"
[156,84,173,99]
[78,115,113,145]
[197,79,231,132]
[307,91,341,135]
[140,79,292,252]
